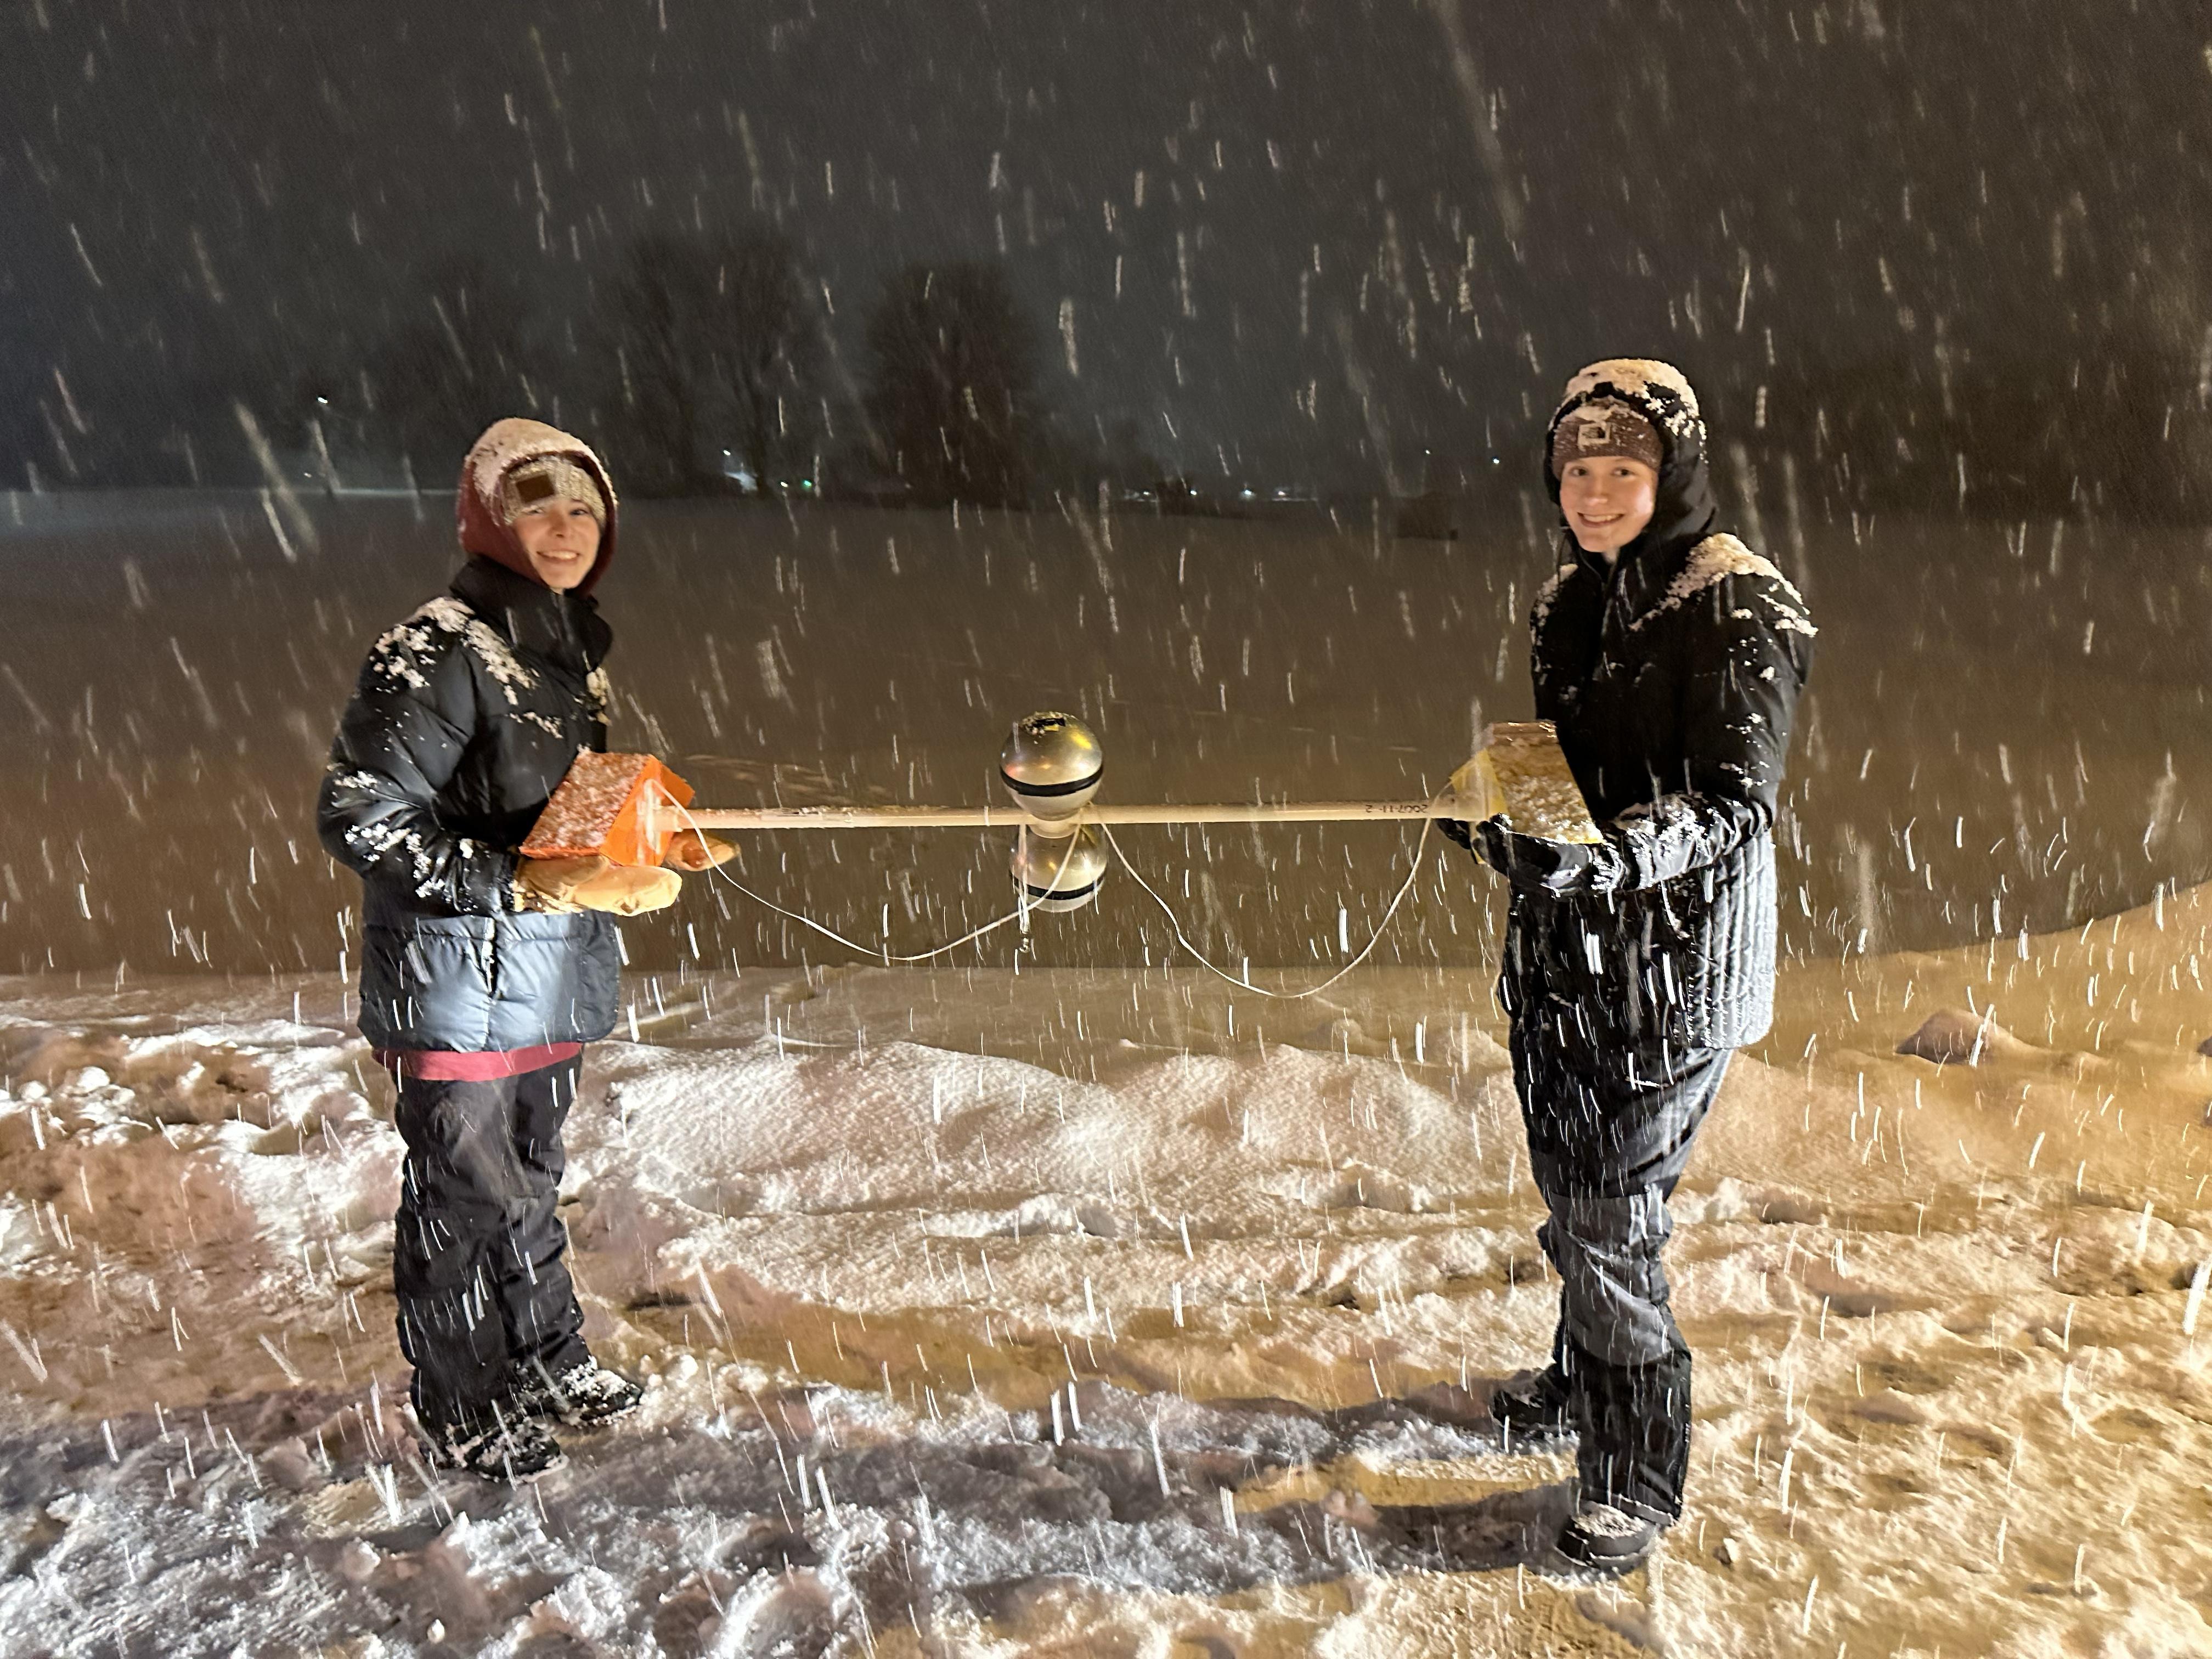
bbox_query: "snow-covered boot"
[1555,1499,1662,1574]
[511,1356,645,1427]
[1490,1366,1575,1447]
[424,1412,565,1483]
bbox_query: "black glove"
[1436,816,1475,852]
[1472,815,1629,896]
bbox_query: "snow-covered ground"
[7,872,2212,1655]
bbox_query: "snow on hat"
[499,456,607,526]
[1551,359,1705,455]
[1550,398,1663,474]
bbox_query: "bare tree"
[602,233,718,495]
[864,262,1041,507]
[718,229,819,493]
[600,227,820,495]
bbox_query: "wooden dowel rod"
[675,799,1469,831]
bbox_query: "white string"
[1096,810,1437,1000]
[665,799,1437,990]
[672,803,1031,964]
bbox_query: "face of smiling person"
[511,499,602,590]
[1558,456,1659,559]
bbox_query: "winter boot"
[1490,1365,1575,1448]
[1555,1499,1663,1575]
[423,1411,565,1483]
[511,1356,646,1427]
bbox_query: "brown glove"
[515,854,683,916]
[662,829,736,873]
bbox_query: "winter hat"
[499,456,607,527]
[1550,398,1663,475]
[457,418,620,593]
[1549,360,1705,460]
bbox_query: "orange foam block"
[521,753,696,868]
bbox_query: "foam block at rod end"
[1481,720,1604,844]
[520,752,696,867]
[1446,722,1603,844]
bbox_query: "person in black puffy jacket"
[1447,360,1814,1572]
[318,419,725,1480]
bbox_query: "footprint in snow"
[712,1568,836,1659]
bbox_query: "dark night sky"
[1,0,2205,494]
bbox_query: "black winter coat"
[317,556,621,1052]
[1500,369,1815,1058]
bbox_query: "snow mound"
[1894,1006,2034,1066]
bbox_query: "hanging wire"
[669,798,1443,991]
[673,802,1032,964]
[1096,806,1439,1000]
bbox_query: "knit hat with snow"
[1550,398,1663,475]
[499,456,608,526]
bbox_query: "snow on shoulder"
[368,595,538,708]
[1529,559,1583,627]
[1638,533,1818,637]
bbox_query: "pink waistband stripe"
[374,1042,584,1082]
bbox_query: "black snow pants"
[391,1056,591,1434]
[1510,1025,1730,1524]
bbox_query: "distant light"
[315,396,329,406]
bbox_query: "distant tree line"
[17,218,2205,524]
[1420,345,2210,529]
[284,225,1152,510]
[1703,345,2212,527]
